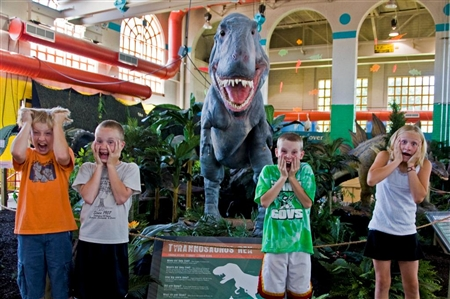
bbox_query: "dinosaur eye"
[251,29,255,35]
[220,30,225,37]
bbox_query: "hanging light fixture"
[385,0,397,9]
[389,17,399,37]
[258,3,266,15]
[203,8,212,29]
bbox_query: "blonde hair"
[277,132,303,149]
[387,125,427,167]
[17,107,73,128]
[96,120,125,140]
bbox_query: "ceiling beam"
[61,0,232,25]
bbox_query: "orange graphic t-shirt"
[13,148,78,234]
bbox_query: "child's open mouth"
[402,152,412,158]
[286,162,292,171]
[37,143,48,152]
[99,151,109,160]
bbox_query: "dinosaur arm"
[408,159,431,204]
[248,120,273,173]
[367,151,399,186]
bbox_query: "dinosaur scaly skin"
[200,13,272,231]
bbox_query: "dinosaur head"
[428,154,449,181]
[212,263,238,283]
[209,13,269,113]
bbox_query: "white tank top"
[368,164,420,236]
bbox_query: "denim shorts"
[17,232,73,299]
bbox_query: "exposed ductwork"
[0,49,152,99]
[8,10,186,80]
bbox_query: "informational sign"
[425,211,450,253]
[374,44,394,53]
[148,236,264,299]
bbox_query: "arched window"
[120,16,165,94]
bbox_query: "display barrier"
[148,236,264,299]
[425,211,450,299]
[425,211,450,254]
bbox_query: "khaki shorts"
[257,252,312,299]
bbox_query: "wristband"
[407,166,415,172]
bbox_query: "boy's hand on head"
[52,111,68,126]
[19,110,33,126]
[288,157,300,177]
[278,156,288,179]
[91,142,103,166]
[106,140,123,166]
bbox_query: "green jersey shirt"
[255,162,316,254]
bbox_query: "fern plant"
[387,100,406,140]
[418,260,442,299]
[318,257,442,299]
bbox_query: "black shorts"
[363,230,424,261]
[73,240,129,299]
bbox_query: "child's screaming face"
[276,140,304,172]
[397,131,421,163]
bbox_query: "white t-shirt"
[73,162,141,244]
[368,165,420,236]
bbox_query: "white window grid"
[120,16,165,94]
[317,79,331,133]
[356,78,368,130]
[387,76,434,133]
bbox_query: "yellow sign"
[374,44,394,53]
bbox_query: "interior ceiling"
[270,0,434,48]
[197,0,434,62]
[48,0,434,60]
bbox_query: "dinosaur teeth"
[218,78,254,88]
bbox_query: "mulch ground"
[0,209,20,299]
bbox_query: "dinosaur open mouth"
[216,273,229,283]
[213,66,265,112]
[216,77,255,112]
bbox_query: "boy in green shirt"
[255,132,316,299]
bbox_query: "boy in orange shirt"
[11,107,77,299]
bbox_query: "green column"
[432,103,450,145]
[330,104,355,145]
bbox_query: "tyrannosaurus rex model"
[200,13,272,233]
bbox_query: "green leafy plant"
[319,257,402,299]
[123,117,168,221]
[387,100,406,140]
[418,260,442,299]
[318,257,441,299]
[145,99,201,222]
[303,136,358,211]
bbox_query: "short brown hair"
[96,120,125,140]
[277,132,303,149]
